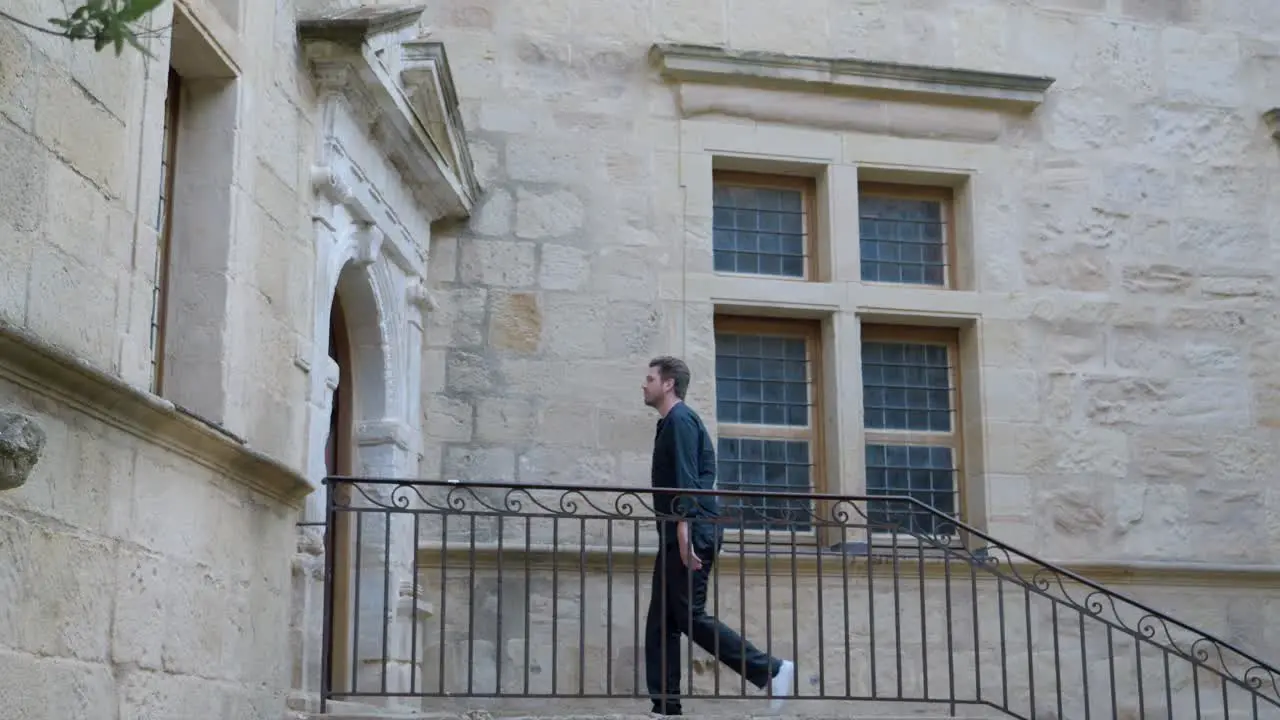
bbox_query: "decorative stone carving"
[310,164,355,207]
[406,278,436,312]
[0,410,47,490]
[352,225,386,267]
[1265,109,1280,141]
[401,40,482,200]
[299,5,481,223]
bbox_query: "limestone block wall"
[0,0,314,468]
[0,369,303,717]
[0,4,318,718]
[416,1,1280,568]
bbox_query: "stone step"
[296,704,989,720]
[302,716,972,720]
[291,696,1000,720]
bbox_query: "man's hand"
[681,544,703,572]
[677,520,703,571]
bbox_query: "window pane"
[715,332,809,427]
[713,182,807,278]
[718,437,812,532]
[865,443,956,536]
[859,194,947,287]
[861,340,953,432]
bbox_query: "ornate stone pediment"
[400,39,480,204]
[298,5,480,222]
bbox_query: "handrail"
[322,476,1280,717]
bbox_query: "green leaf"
[118,0,165,22]
[126,31,154,59]
[66,21,94,40]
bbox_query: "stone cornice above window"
[298,5,480,221]
[651,43,1054,111]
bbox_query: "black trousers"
[644,539,779,715]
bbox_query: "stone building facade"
[2,0,1280,718]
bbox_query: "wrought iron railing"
[321,477,1280,718]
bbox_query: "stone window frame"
[711,170,820,281]
[859,323,967,545]
[658,43,1056,541]
[133,0,244,426]
[675,124,999,542]
[712,314,827,542]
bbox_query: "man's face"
[642,366,668,408]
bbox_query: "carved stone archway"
[291,5,479,709]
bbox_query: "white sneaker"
[769,659,795,710]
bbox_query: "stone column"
[350,423,422,706]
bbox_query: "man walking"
[641,356,795,717]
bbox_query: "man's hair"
[649,356,691,400]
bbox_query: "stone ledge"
[171,0,243,79]
[0,321,313,507]
[651,44,1054,111]
[295,5,426,44]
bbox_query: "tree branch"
[0,9,77,38]
[0,0,168,56]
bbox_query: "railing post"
[320,477,337,713]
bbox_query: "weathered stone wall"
[0,0,313,467]
[0,375,298,717]
[415,1,1280,562]
[0,3,315,718]
[5,0,1280,717]
[405,0,1280,706]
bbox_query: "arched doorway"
[326,291,354,479]
[326,290,357,694]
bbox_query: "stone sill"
[651,43,1054,111]
[415,542,1280,588]
[0,320,313,507]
